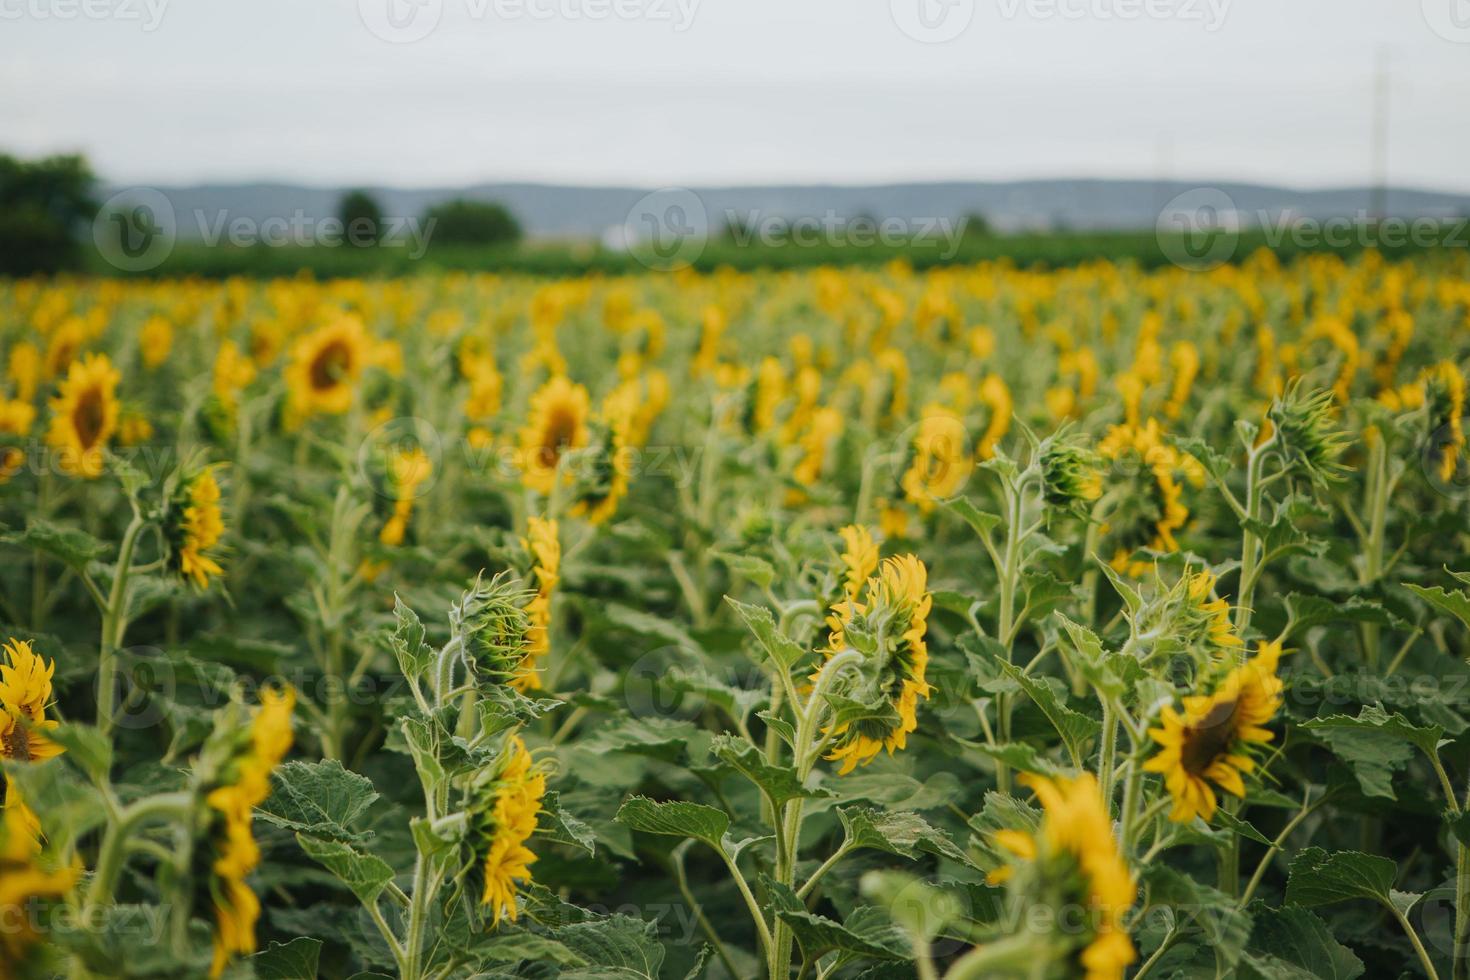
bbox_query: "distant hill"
[106,179,1470,241]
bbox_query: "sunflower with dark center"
[1144,640,1285,823]
[0,639,64,844]
[284,315,368,423]
[45,352,120,479]
[519,375,589,495]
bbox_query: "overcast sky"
[4,0,1468,191]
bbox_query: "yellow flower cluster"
[204,688,295,978]
[476,737,547,925]
[988,773,1136,980]
[0,639,64,844]
[174,468,227,588]
[516,517,560,691]
[821,553,933,775]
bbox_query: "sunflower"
[835,525,879,602]
[284,315,369,424]
[8,342,40,402]
[1096,419,1203,575]
[789,406,843,500]
[1165,340,1199,418]
[518,376,590,495]
[570,400,632,526]
[0,803,79,973]
[900,404,970,513]
[203,688,295,978]
[212,339,257,414]
[986,773,1136,980]
[1428,360,1467,484]
[169,467,226,588]
[139,316,174,368]
[378,448,434,547]
[1039,438,1102,510]
[1,639,65,844]
[46,352,120,479]
[0,398,36,484]
[471,737,547,925]
[820,555,933,775]
[751,357,785,433]
[1183,569,1242,656]
[514,518,560,692]
[463,359,503,423]
[42,317,87,378]
[1144,640,1284,823]
[976,374,1013,460]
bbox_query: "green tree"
[0,153,97,275]
[338,189,384,247]
[421,199,522,247]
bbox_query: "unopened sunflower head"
[985,773,1136,980]
[1267,382,1351,487]
[819,555,933,775]
[1144,640,1284,824]
[453,572,536,683]
[1179,567,1243,659]
[1040,436,1103,513]
[467,736,548,926]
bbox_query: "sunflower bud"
[1039,438,1103,511]
[452,572,535,682]
[1267,382,1350,487]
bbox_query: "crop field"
[3,250,1470,979]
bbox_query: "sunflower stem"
[97,510,146,737]
[84,791,193,909]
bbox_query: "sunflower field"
[2,250,1470,979]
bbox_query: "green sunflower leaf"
[258,759,380,843]
[615,795,730,852]
[295,835,396,904]
[726,596,807,669]
[711,733,832,809]
[247,938,323,980]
